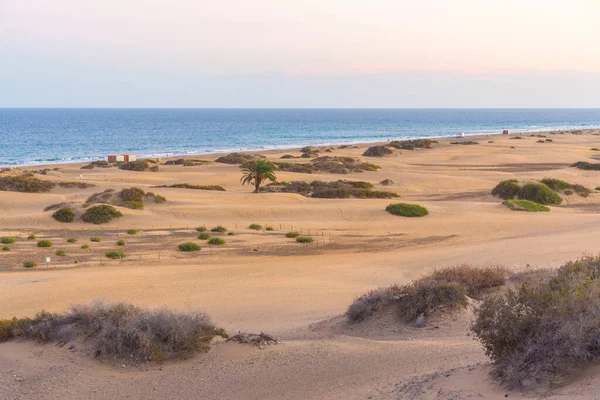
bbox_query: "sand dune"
[3,130,600,399]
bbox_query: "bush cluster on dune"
[472,255,600,389]
[0,302,227,362]
[82,205,123,224]
[346,265,507,323]
[385,203,429,217]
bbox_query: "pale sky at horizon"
[1,0,600,107]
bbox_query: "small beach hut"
[503,130,510,135]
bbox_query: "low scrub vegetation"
[0,302,227,361]
[119,160,158,172]
[0,237,16,245]
[179,242,201,252]
[121,187,145,202]
[127,229,139,235]
[502,199,550,212]
[540,178,592,197]
[198,233,211,240]
[119,201,144,210]
[207,237,225,245]
[386,203,429,217]
[517,183,562,205]
[285,232,300,238]
[347,265,507,323]
[82,205,123,224]
[81,244,90,249]
[363,145,393,157]
[296,236,313,243]
[227,332,278,348]
[117,240,126,246]
[90,236,101,242]
[388,139,436,150]
[572,161,600,170]
[211,226,227,233]
[23,261,37,268]
[263,180,397,199]
[491,179,521,200]
[155,183,226,191]
[55,249,66,256]
[37,240,53,248]
[450,140,479,145]
[472,255,600,389]
[2,246,10,251]
[52,207,75,223]
[249,224,262,230]
[67,238,77,243]
[0,173,56,193]
[27,234,36,240]
[196,226,207,232]
[105,251,126,259]
[215,152,258,164]
[163,158,211,167]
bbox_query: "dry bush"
[81,161,111,169]
[120,187,145,202]
[502,199,550,212]
[572,161,600,170]
[472,255,600,389]
[347,265,507,323]
[119,160,157,172]
[273,162,316,174]
[430,265,508,297]
[227,332,278,348]
[57,182,95,189]
[163,159,211,166]
[5,302,227,361]
[491,179,520,200]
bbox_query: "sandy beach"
[3,129,600,399]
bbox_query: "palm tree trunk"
[254,178,261,193]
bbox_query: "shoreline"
[7,127,599,170]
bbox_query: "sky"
[1,0,600,108]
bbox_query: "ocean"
[2,108,600,167]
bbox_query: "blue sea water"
[2,108,600,167]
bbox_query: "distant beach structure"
[107,154,136,162]
[503,130,510,135]
[458,132,465,137]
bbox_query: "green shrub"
[51,207,75,223]
[119,201,144,210]
[491,179,520,200]
[208,237,225,245]
[472,255,600,389]
[249,224,262,230]
[82,205,123,224]
[0,237,15,244]
[37,240,53,248]
[119,160,155,172]
[571,184,592,197]
[127,229,139,235]
[211,226,227,233]
[286,232,300,238]
[296,236,313,243]
[179,242,201,252]
[517,183,562,205]
[228,232,234,235]
[2,246,10,251]
[388,139,435,150]
[117,240,126,246]
[23,261,37,268]
[90,236,101,242]
[385,203,429,217]
[564,189,573,195]
[106,251,126,259]
[55,249,66,256]
[198,233,211,240]
[27,234,36,240]
[266,226,274,231]
[120,187,145,202]
[502,199,550,212]
[67,238,77,243]
[81,244,90,249]
[196,227,207,232]
[540,178,571,191]
[156,184,225,191]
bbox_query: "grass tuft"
[105,251,126,259]
[37,240,53,248]
[296,236,313,243]
[178,242,201,252]
[207,237,225,245]
[502,199,550,212]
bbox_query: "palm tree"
[240,159,277,193]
